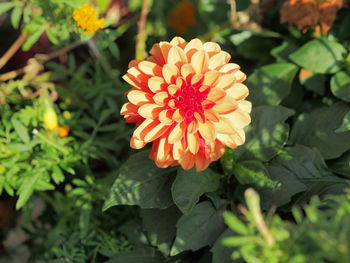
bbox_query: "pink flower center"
[172,79,209,123]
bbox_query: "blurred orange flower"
[73,4,105,34]
[167,1,197,35]
[121,37,251,171]
[58,126,70,138]
[280,0,343,35]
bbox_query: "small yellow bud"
[43,108,58,130]
[0,165,5,173]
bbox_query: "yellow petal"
[214,74,236,90]
[133,119,154,139]
[180,64,195,80]
[203,71,220,86]
[214,117,236,134]
[170,36,187,46]
[179,151,195,170]
[138,61,162,76]
[198,121,216,141]
[144,122,169,142]
[187,120,198,133]
[153,91,169,105]
[238,100,252,113]
[159,109,174,125]
[168,122,185,144]
[203,42,221,53]
[149,43,165,65]
[155,136,171,161]
[225,83,249,100]
[204,109,220,122]
[173,140,185,160]
[208,53,227,70]
[225,109,251,128]
[168,46,188,65]
[191,73,204,87]
[120,102,138,115]
[138,104,162,119]
[172,108,184,122]
[187,132,199,154]
[207,88,226,102]
[122,73,143,90]
[233,70,246,82]
[162,64,179,84]
[148,76,165,93]
[184,38,203,53]
[212,98,238,114]
[167,84,180,95]
[127,90,151,106]
[219,63,240,73]
[191,50,209,73]
[130,136,146,149]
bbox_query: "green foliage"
[222,188,350,263]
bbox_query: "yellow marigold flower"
[43,107,58,130]
[280,0,343,35]
[121,37,251,172]
[58,126,70,138]
[73,4,105,34]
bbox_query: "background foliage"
[0,0,350,262]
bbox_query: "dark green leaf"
[11,118,30,144]
[105,248,164,263]
[328,151,350,177]
[330,71,350,102]
[271,41,298,63]
[171,168,221,214]
[236,105,295,162]
[211,228,237,263]
[232,160,280,189]
[336,111,350,133]
[299,69,326,95]
[289,38,346,74]
[170,201,225,256]
[290,102,350,159]
[246,63,298,106]
[103,151,175,210]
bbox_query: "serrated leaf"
[16,173,40,209]
[170,201,225,256]
[246,63,298,106]
[11,118,30,144]
[330,71,350,102]
[0,2,17,16]
[105,247,164,263]
[171,168,221,214]
[10,5,22,29]
[289,38,346,74]
[103,151,175,210]
[236,105,295,162]
[52,165,64,184]
[22,27,45,51]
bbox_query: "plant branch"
[0,33,28,69]
[135,0,150,60]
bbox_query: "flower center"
[172,80,209,123]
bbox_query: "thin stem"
[0,33,28,69]
[135,0,150,60]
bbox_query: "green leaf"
[52,165,65,184]
[46,28,59,45]
[289,38,346,74]
[290,102,350,159]
[11,118,30,144]
[246,63,298,106]
[211,229,236,263]
[329,151,350,177]
[0,2,17,16]
[22,27,45,51]
[336,111,350,133]
[223,212,248,235]
[103,151,175,210]
[299,69,326,95]
[232,160,281,189]
[16,173,40,209]
[171,168,221,214]
[236,105,295,162]
[105,248,164,263]
[271,41,298,63]
[141,205,182,256]
[170,201,225,256]
[331,71,350,102]
[10,5,22,29]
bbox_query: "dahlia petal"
[179,151,195,170]
[208,53,227,70]
[148,76,165,93]
[128,59,141,68]
[194,112,205,123]
[168,122,185,143]
[220,51,231,63]
[155,136,171,161]
[212,98,238,114]
[191,50,209,74]
[216,133,237,148]
[127,67,150,86]
[167,84,179,95]
[214,117,236,134]
[138,61,162,76]
[144,122,169,143]
[130,136,146,149]
[122,73,144,90]
[184,38,203,53]
[133,118,154,139]
[173,140,185,160]
[198,121,216,141]
[203,71,220,86]
[153,91,169,105]
[150,44,165,65]
[207,88,226,102]
[203,42,221,53]
[233,70,247,82]
[187,120,198,133]
[226,109,251,128]
[162,64,179,84]
[187,132,199,154]
[172,108,184,122]
[214,74,236,90]
[159,109,174,125]
[120,102,138,115]
[218,63,240,73]
[226,83,249,100]
[195,154,209,172]
[238,100,252,113]
[127,90,152,106]
[191,73,204,87]
[180,64,195,80]
[168,46,188,65]
[170,36,187,46]
[138,104,163,119]
[204,109,220,122]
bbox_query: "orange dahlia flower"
[280,0,343,35]
[121,37,251,171]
